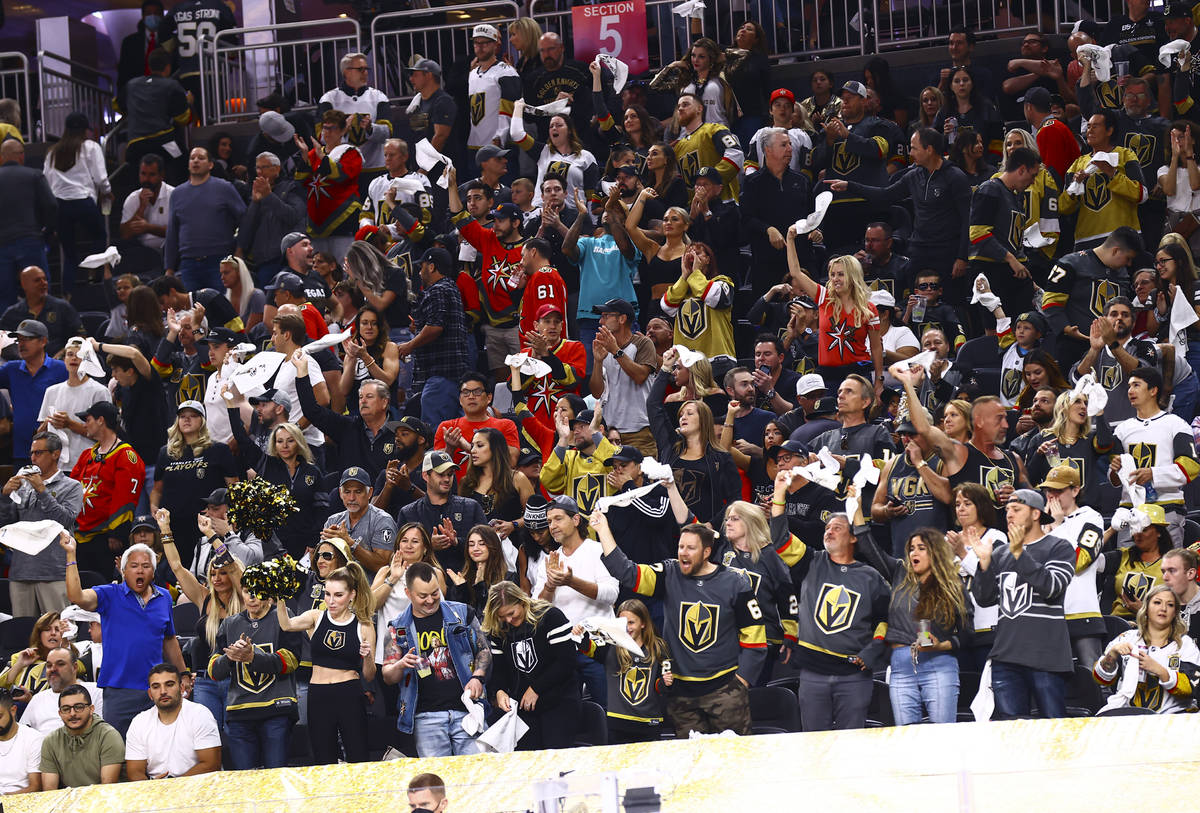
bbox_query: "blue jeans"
[576,650,607,708]
[990,660,1068,720]
[390,327,415,396]
[578,317,599,375]
[0,235,48,309]
[192,674,230,731]
[178,255,224,291]
[102,685,153,739]
[419,375,462,428]
[1173,371,1199,424]
[797,668,872,731]
[413,709,482,757]
[889,647,959,725]
[136,464,155,516]
[225,715,292,769]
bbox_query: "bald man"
[0,266,81,356]
[523,32,592,138]
[0,140,56,310]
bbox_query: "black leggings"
[308,679,369,764]
[519,694,581,751]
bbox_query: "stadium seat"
[0,616,35,658]
[765,675,800,697]
[866,679,894,727]
[1065,664,1105,717]
[173,602,201,634]
[749,685,801,734]
[79,311,109,338]
[1095,706,1155,717]
[77,570,109,589]
[574,700,608,746]
[1102,615,1133,643]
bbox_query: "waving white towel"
[1065,162,1100,196]
[1116,454,1147,508]
[582,616,644,657]
[303,330,352,354]
[415,138,453,189]
[476,703,528,753]
[528,98,572,117]
[1070,372,1108,417]
[505,352,553,378]
[792,191,833,235]
[1160,38,1191,68]
[844,454,881,521]
[67,337,108,379]
[597,481,658,513]
[671,344,706,369]
[1077,43,1114,81]
[596,54,630,94]
[1023,222,1055,249]
[78,246,121,269]
[0,519,65,556]
[640,457,674,483]
[1170,285,1199,352]
[227,350,286,397]
[673,0,705,17]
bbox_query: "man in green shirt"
[39,685,124,789]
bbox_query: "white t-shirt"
[539,539,619,624]
[271,354,326,448]
[881,324,920,389]
[202,362,237,444]
[0,723,43,793]
[120,182,174,251]
[37,378,110,471]
[1157,165,1200,214]
[20,681,103,734]
[124,699,221,778]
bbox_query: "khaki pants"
[619,427,658,458]
[10,580,69,618]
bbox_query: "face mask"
[144,14,161,31]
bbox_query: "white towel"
[1070,372,1108,417]
[1023,222,1055,249]
[78,246,121,269]
[1116,454,1147,508]
[1110,506,1151,534]
[0,519,65,556]
[791,190,833,235]
[1160,38,1191,69]
[1065,163,1099,196]
[227,350,286,398]
[67,337,108,379]
[670,344,706,368]
[460,689,489,737]
[528,98,572,117]
[414,138,453,189]
[386,176,429,198]
[970,659,994,722]
[475,703,528,753]
[1077,43,1114,81]
[672,0,705,17]
[844,454,881,521]
[596,481,659,513]
[303,330,352,354]
[1169,284,1199,353]
[504,352,552,378]
[1100,654,1142,712]
[596,54,630,94]
[582,616,644,657]
[640,457,674,483]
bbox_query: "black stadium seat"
[749,686,801,734]
[574,700,608,746]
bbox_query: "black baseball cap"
[389,415,433,444]
[77,401,121,426]
[419,246,452,274]
[1019,86,1052,112]
[206,326,240,345]
[1166,2,1192,18]
[1016,310,1049,335]
[592,298,636,319]
[696,166,723,185]
[476,144,513,165]
[570,409,595,426]
[767,439,808,460]
[202,487,229,506]
[809,396,837,417]
[265,271,305,293]
[248,389,291,409]
[490,202,522,221]
[609,445,644,464]
[130,515,158,534]
[517,447,542,466]
[616,165,640,177]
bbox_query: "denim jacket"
[390,599,489,733]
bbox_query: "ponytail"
[328,562,375,623]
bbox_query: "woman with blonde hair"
[938,399,972,443]
[578,598,669,743]
[371,522,446,662]
[912,86,944,133]
[150,401,239,568]
[627,184,691,315]
[446,524,513,614]
[0,611,70,698]
[278,561,375,763]
[720,501,797,682]
[483,580,581,749]
[1095,584,1200,713]
[154,507,244,729]
[507,16,542,74]
[1026,390,1113,511]
[785,236,883,393]
[219,255,265,332]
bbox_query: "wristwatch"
[765,389,776,399]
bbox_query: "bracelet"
[772,499,786,506]
[65,560,77,567]
[1108,341,1120,351]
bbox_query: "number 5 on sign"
[572,0,649,76]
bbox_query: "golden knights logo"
[1124,132,1156,168]
[1101,359,1122,391]
[1083,172,1111,212]
[1135,683,1164,710]
[1098,80,1124,109]
[1006,211,1023,251]
[832,142,860,176]
[322,629,346,651]
[1001,368,1024,401]
[679,601,719,652]
[1128,442,1156,470]
[513,639,538,672]
[792,355,816,375]
[677,299,708,340]
[998,571,1032,618]
[545,160,571,183]
[1019,187,1034,220]
[982,465,1015,503]
[813,583,860,635]
[174,373,204,406]
[679,150,700,184]
[469,93,485,126]
[237,642,276,694]
[867,277,896,298]
[620,665,651,705]
[573,473,604,513]
[1121,570,1155,603]
[1091,279,1119,319]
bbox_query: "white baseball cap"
[472,23,501,42]
[869,289,896,309]
[796,373,827,397]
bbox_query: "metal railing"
[874,0,1042,52]
[370,2,520,103]
[1053,0,1117,32]
[37,51,114,140]
[200,18,362,125]
[529,0,709,70]
[0,52,31,141]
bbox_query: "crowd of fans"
[7,0,1200,795]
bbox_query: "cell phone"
[758,365,771,376]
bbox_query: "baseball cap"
[201,487,229,506]
[570,408,595,426]
[517,447,542,467]
[609,445,644,464]
[1016,310,1049,335]
[1166,1,1192,18]
[1038,465,1081,490]
[549,494,580,515]
[796,373,827,397]
[592,298,636,319]
[841,80,869,98]
[390,415,432,444]
[795,295,817,310]
[76,401,121,425]
[10,319,47,339]
[475,144,512,165]
[768,439,808,460]
[422,450,457,474]
[809,395,836,417]
[869,289,896,310]
[1008,488,1046,514]
[1019,86,1052,112]
[176,400,206,418]
[265,271,305,293]
[472,23,501,41]
[130,515,158,535]
[419,246,452,274]
[535,303,564,321]
[524,495,550,530]
[258,111,294,143]
[616,164,640,177]
[410,58,443,77]
[279,232,308,256]
[206,326,239,345]
[339,466,372,487]
[696,166,723,185]
[490,202,522,221]
[248,389,292,409]
[770,88,795,105]
[1136,503,1168,526]
[895,419,919,434]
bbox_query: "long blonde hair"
[204,556,245,648]
[1049,390,1090,445]
[267,422,315,465]
[726,500,770,563]
[482,581,552,640]
[327,562,375,623]
[167,415,213,459]
[1136,584,1187,646]
[896,529,966,630]
[825,255,874,326]
[615,598,668,673]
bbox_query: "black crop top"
[310,610,363,672]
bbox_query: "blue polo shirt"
[0,355,67,457]
[93,581,176,690]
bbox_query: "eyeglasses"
[59,703,91,713]
[1154,258,1171,267]
[916,282,941,291]
[460,387,486,396]
[316,551,337,561]
[348,65,369,72]
[30,448,52,456]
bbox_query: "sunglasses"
[916,282,941,291]
[316,551,337,561]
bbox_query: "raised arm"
[155,509,207,606]
[59,532,98,610]
[623,187,664,257]
[784,226,821,300]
